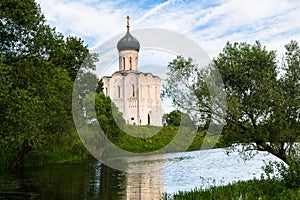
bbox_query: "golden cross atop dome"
[126,16,130,30]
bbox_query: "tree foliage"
[83,90,125,140]
[163,41,300,164]
[0,0,97,168]
[163,110,192,127]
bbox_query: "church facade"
[101,17,162,126]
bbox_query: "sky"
[38,0,300,58]
[37,0,300,112]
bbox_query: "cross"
[126,16,130,30]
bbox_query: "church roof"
[102,70,160,79]
[117,30,140,52]
[117,16,140,52]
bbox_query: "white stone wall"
[102,72,162,126]
[138,74,162,126]
[119,50,139,71]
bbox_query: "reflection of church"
[99,162,164,200]
[101,17,162,126]
[125,171,164,200]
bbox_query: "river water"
[0,148,284,200]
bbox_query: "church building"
[101,16,163,126]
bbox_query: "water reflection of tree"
[1,160,164,199]
[99,164,126,199]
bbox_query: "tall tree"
[0,0,97,168]
[270,40,300,161]
[163,41,299,164]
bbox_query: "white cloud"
[39,0,300,57]
[39,0,129,46]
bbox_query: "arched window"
[117,86,121,98]
[105,87,108,96]
[129,57,132,70]
[148,111,152,125]
[122,57,125,70]
[132,84,135,97]
[155,86,158,99]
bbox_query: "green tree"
[163,41,299,165]
[0,0,46,58]
[163,110,192,126]
[50,36,97,81]
[83,91,125,140]
[0,0,97,168]
[0,58,73,168]
[271,40,300,163]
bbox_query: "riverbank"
[0,130,91,169]
[168,179,300,200]
[0,150,90,169]
[1,125,221,169]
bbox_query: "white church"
[101,16,163,126]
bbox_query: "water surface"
[0,148,283,199]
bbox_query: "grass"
[108,125,223,154]
[20,148,90,168]
[166,179,300,200]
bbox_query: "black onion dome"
[117,30,140,52]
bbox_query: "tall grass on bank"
[166,179,300,200]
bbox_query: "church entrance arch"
[148,111,152,125]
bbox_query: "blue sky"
[38,0,300,58]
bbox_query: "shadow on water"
[0,159,164,200]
